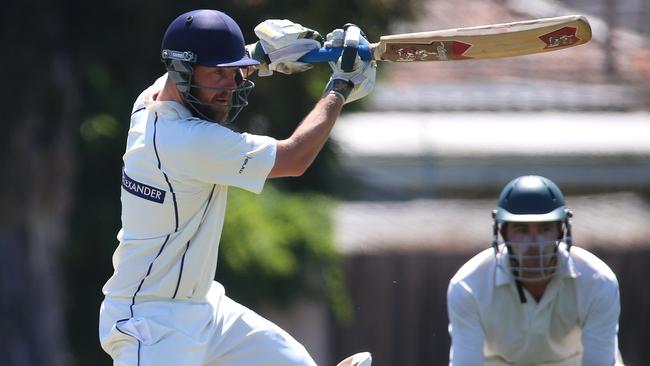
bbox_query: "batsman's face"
[504,222,561,281]
[191,66,239,122]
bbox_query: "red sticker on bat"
[451,41,472,58]
[539,27,580,48]
[388,41,472,61]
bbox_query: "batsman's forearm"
[268,94,342,178]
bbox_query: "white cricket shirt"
[103,74,276,301]
[447,244,620,366]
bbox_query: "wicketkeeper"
[447,175,624,366]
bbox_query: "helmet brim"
[213,57,259,68]
[495,206,567,223]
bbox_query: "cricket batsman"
[447,175,624,366]
[98,9,375,366]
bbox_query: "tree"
[1,3,79,365]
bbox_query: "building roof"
[334,193,650,254]
[369,80,645,112]
[331,111,650,198]
[333,111,650,157]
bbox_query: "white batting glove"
[324,28,345,48]
[246,19,323,77]
[323,26,377,104]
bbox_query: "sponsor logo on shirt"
[238,155,253,174]
[121,170,166,204]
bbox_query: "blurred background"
[1,0,648,365]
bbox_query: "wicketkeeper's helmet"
[491,175,573,282]
[160,9,258,123]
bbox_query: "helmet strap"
[564,209,573,251]
[491,210,499,254]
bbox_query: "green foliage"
[80,114,120,141]
[218,186,352,322]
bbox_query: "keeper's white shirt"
[102,74,277,301]
[447,244,621,366]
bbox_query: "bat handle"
[299,44,373,63]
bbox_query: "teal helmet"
[494,175,569,223]
[491,175,573,283]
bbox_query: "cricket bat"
[299,15,591,63]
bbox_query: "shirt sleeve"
[161,119,277,194]
[580,277,620,366]
[447,280,486,366]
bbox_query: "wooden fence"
[331,249,650,366]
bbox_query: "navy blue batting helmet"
[161,9,258,68]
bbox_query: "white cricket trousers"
[99,281,317,366]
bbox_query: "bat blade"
[299,15,591,63]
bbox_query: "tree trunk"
[0,11,79,365]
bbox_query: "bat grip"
[299,44,373,63]
[341,25,361,72]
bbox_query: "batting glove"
[246,19,323,77]
[323,25,377,104]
